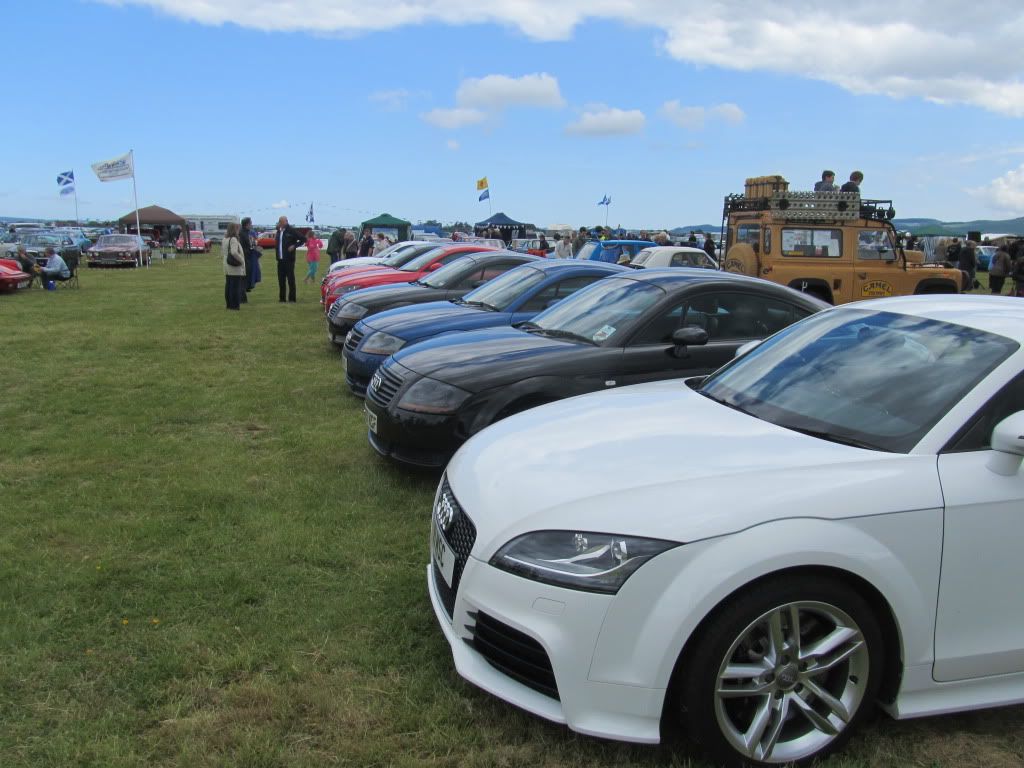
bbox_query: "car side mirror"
[987,411,1024,475]
[428,262,443,271]
[671,326,708,357]
[734,339,763,359]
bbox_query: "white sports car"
[428,295,1024,767]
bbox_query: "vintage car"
[256,231,278,248]
[175,231,212,252]
[0,262,32,291]
[3,232,83,265]
[87,234,151,267]
[428,294,1024,767]
[629,245,718,270]
[363,269,826,467]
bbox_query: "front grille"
[466,612,559,700]
[433,477,476,618]
[344,327,365,353]
[367,362,405,408]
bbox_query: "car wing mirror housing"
[987,411,1024,476]
[734,339,763,359]
[671,326,709,357]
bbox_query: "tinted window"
[463,265,545,310]
[945,372,1024,452]
[781,228,843,258]
[518,275,601,312]
[531,277,665,344]
[630,292,803,345]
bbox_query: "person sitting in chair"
[35,247,71,283]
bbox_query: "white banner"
[91,152,134,182]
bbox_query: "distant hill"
[670,225,720,235]
[893,216,1024,236]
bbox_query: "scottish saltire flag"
[306,203,315,223]
[57,170,75,196]
[476,176,489,191]
[598,195,610,205]
[478,188,490,202]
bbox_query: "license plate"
[366,406,377,434]
[431,519,456,588]
[18,281,29,289]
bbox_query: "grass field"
[2,254,1023,767]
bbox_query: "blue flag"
[58,170,75,196]
[598,195,609,206]
[479,188,490,202]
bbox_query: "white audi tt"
[427,295,1024,767]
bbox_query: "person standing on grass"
[304,231,322,284]
[326,227,345,265]
[223,223,246,310]
[344,229,358,259]
[990,246,1011,295]
[241,217,261,293]
[358,231,373,257]
[275,215,303,303]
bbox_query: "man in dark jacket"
[327,228,346,265]
[240,217,260,294]
[275,216,303,302]
[703,233,717,260]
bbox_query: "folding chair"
[55,253,80,289]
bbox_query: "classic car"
[322,244,496,313]
[342,260,626,394]
[0,262,32,291]
[4,233,82,263]
[428,294,1024,767]
[629,245,718,270]
[175,231,212,252]
[256,231,278,248]
[363,270,826,467]
[86,234,151,267]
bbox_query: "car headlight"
[490,530,680,594]
[396,377,470,414]
[361,331,405,356]
[336,302,368,320]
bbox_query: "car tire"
[675,574,883,768]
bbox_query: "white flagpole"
[74,184,80,226]
[130,149,146,268]
[605,200,610,228]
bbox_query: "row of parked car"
[318,236,1024,768]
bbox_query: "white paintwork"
[432,297,1024,751]
[630,245,717,269]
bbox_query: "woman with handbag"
[223,222,246,310]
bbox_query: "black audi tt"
[362,269,828,467]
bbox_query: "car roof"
[460,250,540,263]
[591,239,655,246]
[840,295,1024,342]
[637,246,708,254]
[524,260,629,276]
[611,268,830,305]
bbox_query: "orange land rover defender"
[722,176,962,303]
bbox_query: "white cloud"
[969,164,1024,213]
[369,89,411,111]
[565,106,645,136]
[420,107,487,129]
[660,101,746,130]
[446,139,460,151]
[455,73,564,109]
[107,1,1024,116]
[271,199,289,209]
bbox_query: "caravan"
[182,214,239,244]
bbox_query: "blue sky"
[4,0,1024,228]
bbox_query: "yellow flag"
[476,176,488,191]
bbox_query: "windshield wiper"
[460,299,498,311]
[782,425,889,452]
[516,320,539,329]
[698,390,755,416]
[528,328,597,345]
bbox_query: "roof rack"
[724,191,896,223]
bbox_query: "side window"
[454,267,486,288]
[715,293,805,339]
[601,245,622,262]
[944,373,1024,453]
[736,225,760,247]
[781,228,843,258]
[439,251,467,265]
[630,304,686,346]
[519,276,605,312]
[857,230,896,260]
[477,261,524,283]
[555,275,600,298]
[670,251,700,267]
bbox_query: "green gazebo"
[360,213,411,242]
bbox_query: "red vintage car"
[175,231,211,253]
[0,262,32,291]
[256,231,277,248]
[322,244,496,312]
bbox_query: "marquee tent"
[360,213,411,242]
[474,212,526,241]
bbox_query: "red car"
[322,244,496,312]
[175,231,211,253]
[256,231,277,248]
[0,262,32,291]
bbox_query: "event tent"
[474,212,527,240]
[360,213,411,242]
[118,205,186,230]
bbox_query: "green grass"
[1,254,1022,767]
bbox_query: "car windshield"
[399,247,453,272]
[700,308,1019,453]
[382,243,435,267]
[528,276,664,344]
[97,235,137,247]
[631,248,655,266]
[575,242,599,260]
[462,265,547,310]
[22,235,64,246]
[421,258,480,289]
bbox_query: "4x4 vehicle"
[721,176,962,302]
